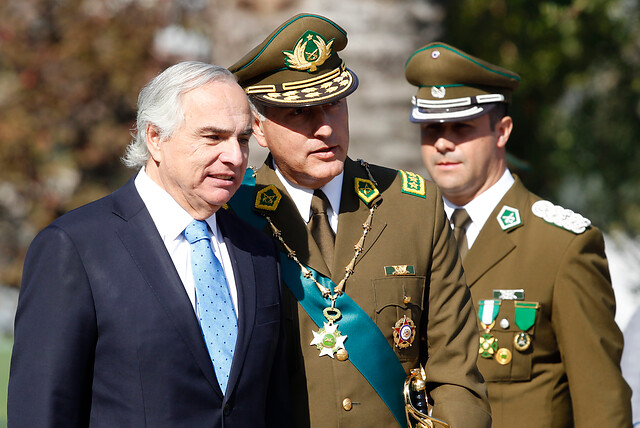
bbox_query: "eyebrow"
[197,126,253,136]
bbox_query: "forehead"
[183,81,249,112]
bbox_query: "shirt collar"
[134,168,218,241]
[273,163,344,223]
[444,169,515,230]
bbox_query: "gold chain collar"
[254,160,379,306]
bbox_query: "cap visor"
[410,103,496,123]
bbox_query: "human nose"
[312,108,333,139]
[433,136,455,154]
[219,138,247,166]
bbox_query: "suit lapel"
[111,180,221,396]
[217,209,255,397]
[255,163,331,277]
[464,177,528,287]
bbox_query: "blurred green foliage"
[1,0,639,289]
[0,0,171,286]
[442,0,640,231]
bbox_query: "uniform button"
[499,318,510,329]
[342,398,352,411]
[336,348,349,361]
[223,404,231,416]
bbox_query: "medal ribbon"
[514,301,539,331]
[229,170,408,428]
[478,299,500,326]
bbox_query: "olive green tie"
[308,189,335,270]
[451,208,472,260]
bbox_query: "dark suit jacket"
[8,178,291,428]
[465,177,631,428]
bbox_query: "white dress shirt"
[274,165,343,233]
[134,169,239,315]
[443,169,515,250]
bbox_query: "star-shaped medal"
[393,315,416,348]
[310,322,347,358]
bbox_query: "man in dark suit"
[405,42,632,427]
[8,61,291,427]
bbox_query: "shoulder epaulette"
[531,200,591,234]
[398,170,427,198]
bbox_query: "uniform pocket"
[477,300,538,381]
[372,276,425,362]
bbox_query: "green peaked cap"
[229,13,358,107]
[405,42,520,123]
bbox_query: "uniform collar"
[443,169,514,247]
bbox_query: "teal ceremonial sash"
[229,170,408,428]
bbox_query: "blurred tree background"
[441,0,640,231]
[0,0,639,290]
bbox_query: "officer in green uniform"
[227,14,491,428]
[405,42,632,428]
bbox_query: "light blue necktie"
[183,219,237,393]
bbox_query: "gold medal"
[393,315,416,348]
[514,331,531,352]
[479,333,498,358]
[495,348,512,365]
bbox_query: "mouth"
[310,145,339,158]
[435,159,462,170]
[205,173,237,186]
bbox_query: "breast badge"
[393,315,416,348]
[495,348,512,365]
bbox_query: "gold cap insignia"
[255,185,282,211]
[354,177,379,204]
[283,30,334,73]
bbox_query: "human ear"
[252,114,269,149]
[496,116,513,149]
[146,124,163,162]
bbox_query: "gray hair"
[248,97,266,122]
[122,61,237,169]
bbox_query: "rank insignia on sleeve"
[255,185,282,211]
[531,200,591,234]
[354,178,379,205]
[399,170,427,198]
[496,205,522,231]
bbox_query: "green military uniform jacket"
[245,157,491,428]
[465,176,631,427]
